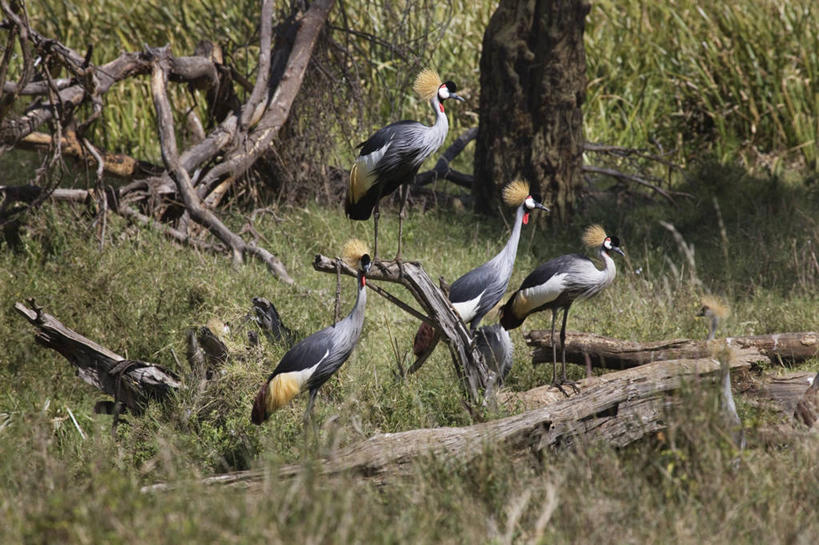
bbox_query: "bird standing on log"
[500,225,624,393]
[251,240,371,426]
[412,180,548,361]
[346,68,464,259]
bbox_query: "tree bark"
[14,300,180,414]
[313,255,497,403]
[473,0,589,221]
[143,351,759,492]
[526,330,818,369]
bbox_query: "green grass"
[1,161,817,543]
[2,1,819,542]
[11,0,816,180]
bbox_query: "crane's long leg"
[559,305,580,395]
[372,202,380,260]
[303,389,318,429]
[550,309,558,386]
[396,184,410,260]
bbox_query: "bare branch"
[415,127,477,189]
[147,46,293,283]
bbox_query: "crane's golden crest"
[502,180,530,207]
[342,238,369,267]
[582,225,608,248]
[413,68,442,100]
[701,295,730,319]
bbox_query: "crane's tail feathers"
[413,321,438,357]
[250,374,301,425]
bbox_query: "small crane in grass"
[346,68,464,259]
[500,225,624,394]
[699,295,745,451]
[412,180,548,361]
[251,240,371,426]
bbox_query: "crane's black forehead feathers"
[531,193,542,202]
[444,81,457,93]
[609,236,621,246]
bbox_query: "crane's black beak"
[613,247,625,257]
[535,202,549,212]
[450,94,465,102]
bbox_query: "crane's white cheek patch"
[452,291,485,323]
[515,274,567,315]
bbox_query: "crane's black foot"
[551,379,580,397]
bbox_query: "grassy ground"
[1,161,817,543]
[2,0,818,542]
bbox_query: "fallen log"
[526,330,818,369]
[143,350,759,492]
[14,300,180,414]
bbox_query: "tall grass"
[586,0,819,170]
[1,161,817,542]
[15,0,817,178]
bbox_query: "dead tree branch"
[313,254,497,403]
[14,299,180,414]
[414,127,477,189]
[525,330,818,369]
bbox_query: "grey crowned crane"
[697,294,729,341]
[251,240,371,425]
[475,324,514,382]
[698,296,745,450]
[499,225,624,393]
[346,68,464,258]
[413,180,548,359]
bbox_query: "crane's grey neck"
[719,359,741,428]
[597,246,617,285]
[487,203,526,278]
[337,274,367,335]
[429,95,449,132]
[707,315,719,341]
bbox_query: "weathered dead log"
[143,350,758,492]
[313,254,497,403]
[793,372,819,428]
[526,330,818,369]
[14,300,180,414]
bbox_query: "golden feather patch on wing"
[342,238,369,267]
[413,68,442,100]
[266,373,302,412]
[512,292,530,317]
[582,224,608,248]
[701,295,730,319]
[502,180,530,207]
[348,162,369,204]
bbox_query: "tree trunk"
[474,0,589,221]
